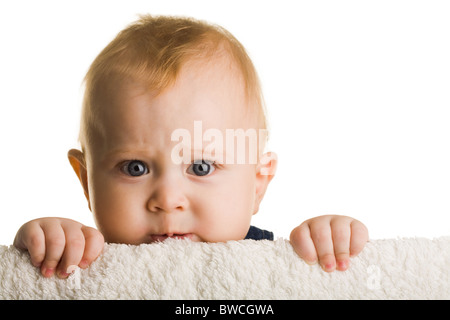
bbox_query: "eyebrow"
[192,148,225,156]
[103,147,226,159]
[102,147,157,160]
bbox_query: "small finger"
[79,226,104,269]
[330,218,351,271]
[17,222,46,268]
[40,222,66,278]
[350,220,369,257]
[56,228,86,278]
[310,220,335,272]
[290,223,318,265]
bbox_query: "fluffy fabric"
[0,237,448,299]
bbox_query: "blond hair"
[80,14,267,152]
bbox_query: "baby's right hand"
[13,217,104,279]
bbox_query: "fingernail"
[305,259,317,265]
[78,259,89,269]
[58,265,78,278]
[337,260,349,270]
[322,262,335,272]
[58,270,71,278]
[43,267,55,278]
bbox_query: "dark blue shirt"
[244,226,274,241]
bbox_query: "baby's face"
[77,58,275,244]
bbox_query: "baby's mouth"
[149,233,193,242]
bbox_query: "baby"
[14,15,368,279]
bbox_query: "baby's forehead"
[97,57,253,121]
[90,70,259,151]
[87,76,265,164]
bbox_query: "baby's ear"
[67,149,90,209]
[253,152,277,214]
[258,152,277,177]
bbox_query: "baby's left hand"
[290,215,368,272]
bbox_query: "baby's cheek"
[195,203,252,242]
[92,194,144,243]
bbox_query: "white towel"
[0,237,449,299]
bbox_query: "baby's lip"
[149,233,193,242]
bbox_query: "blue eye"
[122,160,149,177]
[188,160,215,176]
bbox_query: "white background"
[0,0,449,245]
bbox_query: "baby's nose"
[147,177,188,213]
